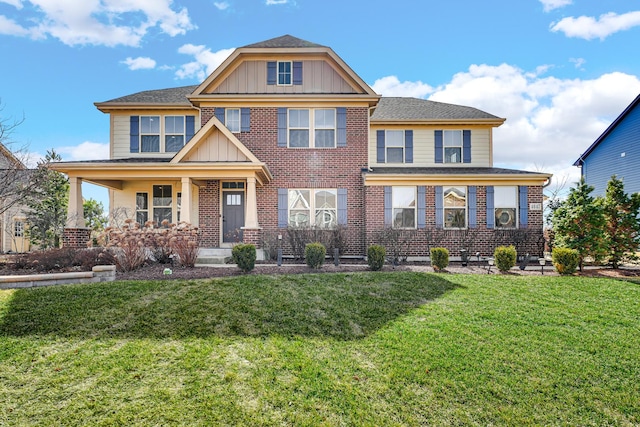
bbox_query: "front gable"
[171,116,261,164]
[189,35,378,102]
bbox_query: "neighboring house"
[574,93,640,196]
[0,143,30,253]
[52,35,550,257]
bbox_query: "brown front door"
[222,191,244,243]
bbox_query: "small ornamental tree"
[551,178,606,271]
[602,175,640,269]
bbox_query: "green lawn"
[0,272,638,426]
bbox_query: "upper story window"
[444,186,466,228]
[225,109,240,133]
[140,116,160,152]
[288,109,336,148]
[444,130,463,163]
[278,61,292,85]
[392,186,416,228]
[165,116,185,152]
[131,115,193,154]
[494,186,517,228]
[376,130,413,164]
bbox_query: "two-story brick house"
[53,35,550,258]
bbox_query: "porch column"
[245,176,259,228]
[181,177,192,224]
[67,177,85,227]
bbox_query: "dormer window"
[278,61,292,85]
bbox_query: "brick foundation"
[62,227,92,249]
[242,228,261,246]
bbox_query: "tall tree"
[602,175,640,269]
[552,177,606,271]
[83,198,108,232]
[25,150,69,249]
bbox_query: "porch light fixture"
[538,257,546,275]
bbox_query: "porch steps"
[195,248,233,266]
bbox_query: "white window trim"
[277,61,293,86]
[165,115,186,152]
[225,108,241,133]
[139,115,189,154]
[443,130,463,164]
[443,186,467,229]
[287,108,336,149]
[385,130,406,164]
[494,186,518,229]
[136,192,149,225]
[13,218,25,238]
[392,186,416,229]
[288,188,337,227]
[140,115,161,153]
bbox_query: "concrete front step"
[196,248,232,265]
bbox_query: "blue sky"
[1,0,640,207]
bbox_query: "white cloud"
[569,57,586,70]
[213,2,229,10]
[0,0,24,9]
[551,11,640,40]
[0,0,196,47]
[0,15,30,36]
[176,44,234,80]
[122,56,156,70]
[373,64,640,184]
[540,0,572,12]
[371,76,433,98]
[266,0,288,5]
[57,141,110,161]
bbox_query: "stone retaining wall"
[0,265,116,290]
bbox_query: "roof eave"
[370,118,506,126]
[94,102,198,112]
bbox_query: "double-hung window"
[288,189,337,227]
[444,130,463,163]
[153,185,172,225]
[136,192,149,225]
[225,108,240,133]
[140,116,160,152]
[494,186,517,228]
[392,187,416,228]
[444,186,466,228]
[278,61,292,85]
[165,116,185,152]
[288,109,336,148]
[386,130,405,163]
[14,220,24,238]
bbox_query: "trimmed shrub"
[232,244,256,273]
[305,242,326,269]
[494,245,517,272]
[552,247,579,275]
[430,247,449,271]
[367,244,386,271]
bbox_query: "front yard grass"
[0,272,638,426]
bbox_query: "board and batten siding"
[368,126,492,168]
[112,181,199,227]
[210,60,357,95]
[182,130,250,162]
[112,111,200,160]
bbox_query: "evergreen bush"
[552,247,579,275]
[305,242,326,269]
[232,243,256,273]
[494,245,517,272]
[430,247,449,271]
[367,244,386,271]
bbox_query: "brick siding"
[62,227,92,249]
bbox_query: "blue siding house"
[574,93,640,196]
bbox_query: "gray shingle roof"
[57,158,171,164]
[241,34,325,49]
[369,167,548,176]
[371,97,502,121]
[98,85,198,105]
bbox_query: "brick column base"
[242,228,261,247]
[63,227,92,249]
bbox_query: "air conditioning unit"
[495,208,515,227]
